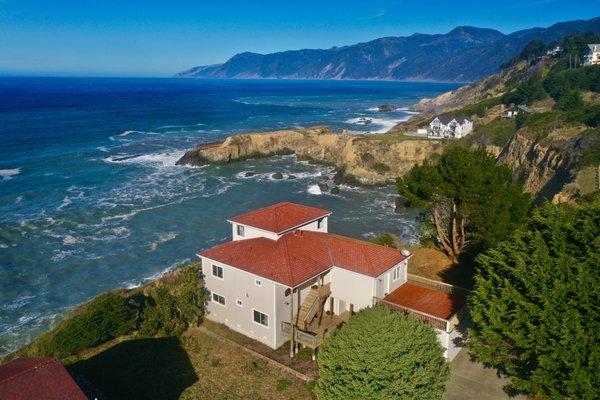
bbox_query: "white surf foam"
[148,232,178,252]
[0,168,21,180]
[307,184,323,195]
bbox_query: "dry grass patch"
[407,246,473,289]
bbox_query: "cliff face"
[177,127,446,185]
[498,128,594,202]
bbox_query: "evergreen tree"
[397,147,530,263]
[316,306,449,400]
[176,265,209,326]
[468,196,600,399]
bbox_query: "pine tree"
[468,196,600,399]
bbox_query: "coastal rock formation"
[176,127,446,185]
[498,128,595,202]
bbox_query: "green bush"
[373,233,397,248]
[475,118,517,146]
[176,265,209,327]
[372,162,391,174]
[360,152,374,162]
[316,306,449,399]
[140,285,186,337]
[39,293,135,358]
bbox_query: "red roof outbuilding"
[0,357,87,400]
[229,202,330,233]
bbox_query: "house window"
[317,218,324,229]
[212,293,225,306]
[253,309,269,327]
[236,299,243,307]
[392,266,401,281]
[237,225,245,237]
[255,279,262,287]
[212,264,223,279]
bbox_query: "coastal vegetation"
[396,147,530,264]
[8,264,208,361]
[468,195,600,399]
[316,306,449,400]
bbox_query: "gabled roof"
[229,202,331,233]
[0,358,87,400]
[200,230,408,287]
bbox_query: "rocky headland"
[176,126,446,185]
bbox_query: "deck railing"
[406,274,470,297]
[375,297,450,331]
[282,322,321,349]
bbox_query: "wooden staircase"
[296,283,331,331]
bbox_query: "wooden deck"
[282,311,350,349]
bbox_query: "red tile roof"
[200,230,407,287]
[229,202,330,233]
[0,358,87,400]
[383,283,465,320]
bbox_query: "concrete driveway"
[446,349,526,400]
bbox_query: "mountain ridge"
[177,17,600,82]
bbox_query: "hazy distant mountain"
[177,17,600,82]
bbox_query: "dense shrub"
[176,265,209,327]
[39,293,135,357]
[140,285,186,337]
[372,162,391,174]
[475,119,517,146]
[373,233,396,248]
[316,306,449,399]
[501,75,546,106]
[469,197,600,398]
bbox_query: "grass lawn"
[358,132,428,142]
[69,330,314,400]
[407,245,474,289]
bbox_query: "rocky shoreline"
[176,126,446,185]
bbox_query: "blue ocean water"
[0,77,460,353]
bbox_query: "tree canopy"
[468,196,600,399]
[397,147,530,263]
[316,306,449,400]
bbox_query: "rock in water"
[318,182,329,192]
[378,104,398,112]
[330,186,340,195]
[394,197,406,213]
[244,171,256,177]
[272,172,284,180]
[320,174,330,181]
[287,174,297,179]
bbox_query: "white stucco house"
[584,44,600,66]
[428,116,473,139]
[199,202,467,360]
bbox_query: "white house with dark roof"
[199,202,467,359]
[428,116,473,139]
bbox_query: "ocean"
[0,77,461,354]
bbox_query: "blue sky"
[0,0,598,76]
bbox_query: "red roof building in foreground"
[200,201,466,360]
[0,358,87,400]
[228,202,330,234]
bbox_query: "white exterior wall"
[461,120,473,136]
[375,260,408,299]
[229,216,328,241]
[230,223,278,241]
[436,327,464,361]
[329,267,375,314]
[202,256,279,348]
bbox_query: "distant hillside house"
[428,116,473,139]
[502,104,533,119]
[199,202,468,360]
[584,44,600,66]
[546,45,562,57]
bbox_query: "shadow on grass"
[69,337,197,400]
